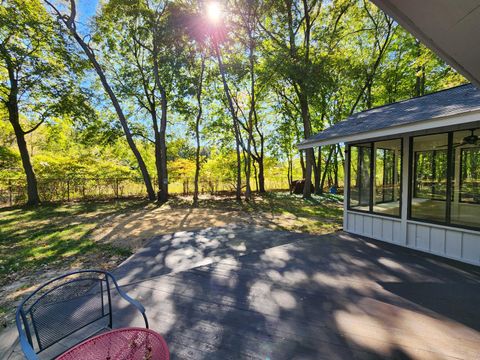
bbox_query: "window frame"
[347,138,403,219]
[408,131,480,231]
[412,149,449,201]
[459,146,480,204]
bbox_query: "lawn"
[0,192,342,327]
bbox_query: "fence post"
[9,179,12,207]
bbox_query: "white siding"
[345,211,480,266]
[406,222,480,265]
[345,212,401,244]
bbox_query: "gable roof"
[299,84,480,149]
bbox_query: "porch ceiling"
[371,0,480,88]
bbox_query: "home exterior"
[299,84,480,265]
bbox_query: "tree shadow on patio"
[111,228,480,359]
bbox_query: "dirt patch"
[0,193,342,329]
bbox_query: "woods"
[0,0,466,206]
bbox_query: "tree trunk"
[256,132,266,193]
[258,156,265,193]
[252,160,258,192]
[49,4,156,200]
[298,89,313,198]
[151,35,169,203]
[7,99,40,205]
[414,41,426,97]
[303,149,313,197]
[150,108,162,198]
[245,32,257,201]
[3,56,40,206]
[193,58,205,206]
[158,87,168,203]
[299,150,306,178]
[312,148,320,194]
[214,40,242,201]
[287,152,293,193]
[315,146,322,194]
[320,146,334,192]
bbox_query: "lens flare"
[206,2,222,24]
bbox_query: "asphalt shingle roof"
[301,83,480,146]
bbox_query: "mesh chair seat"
[16,270,151,360]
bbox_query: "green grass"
[0,193,343,287]
[172,191,344,233]
[0,200,143,285]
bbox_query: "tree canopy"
[0,0,466,205]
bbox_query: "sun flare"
[206,2,222,24]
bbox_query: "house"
[299,84,480,265]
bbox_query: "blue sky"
[77,0,99,24]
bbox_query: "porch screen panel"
[451,129,480,228]
[349,144,371,211]
[373,139,401,216]
[411,133,448,223]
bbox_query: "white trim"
[346,210,401,223]
[298,110,480,149]
[343,148,348,231]
[400,135,409,245]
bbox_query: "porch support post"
[343,144,349,231]
[400,135,410,246]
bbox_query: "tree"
[44,0,156,201]
[210,19,243,201]
[0,0,91,205]
[260,0,349,198]
[234,0,263,199]
[193,53,206,206]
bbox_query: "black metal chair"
[15,270,148,360]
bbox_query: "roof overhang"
[370,0,480,88]
[298,110,480,149]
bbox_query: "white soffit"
[370,0,480,88]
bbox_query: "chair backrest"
[16,270,113,357]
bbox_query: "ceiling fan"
[433,129,479,150]
[459,129,479,146]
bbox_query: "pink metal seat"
[56,327,169,360]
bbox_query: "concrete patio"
[4,225,480,359]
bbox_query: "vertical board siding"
[407,224,416,247]
[346,211,480,265]
[445,230,462,259]
[363,216,373,237]
[382,220,394,242]
[346,212,401,244]
[463,233,480,263]
[416,225,430,250]
[430,228,446,255]
[393,222,402,244]
[373,218,383,239]
[405,222,480,265]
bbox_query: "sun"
[206,2,222,24]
